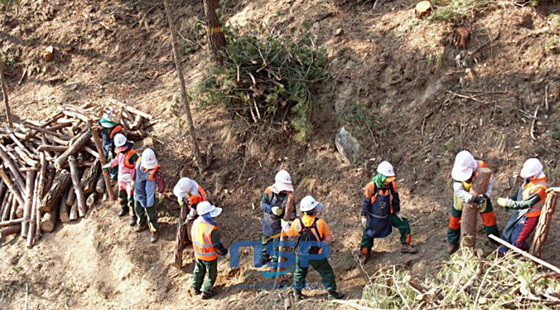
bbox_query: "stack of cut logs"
[0,99,156,248]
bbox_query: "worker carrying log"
[191,201,228,299]
[259,169,296,265]
[447,151,500,255]
[497,158,548,256]
[173,177,209,222]
[133,148,165,243]
[284,195,345,301]
[102,133,139,226]
[96,109,123,182]
[360,161,417,264]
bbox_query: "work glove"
[546,187,560,194]
[395,213,407,220]
[497,197,513,207]
[158,193,164,204]
[361,217,367,228]
[102,164,111,170]
[178,198,185,206]
[471,195,485,205]
[281,219,291,232]
[131,181,135,190]
[271,207,283,216]
[186,208,197,221]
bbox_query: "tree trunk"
[173,203,188,268]
[59,195,70,223]
[40,198,61,233]
[275,194,295,286]
[53,130,92,170]
[68,156,87,217]
[163,0,204,174]
[202,0,226,63]
[0,61,13,129]
[91,126,116,200]
[81,158,100,194]
[460,167,492,249]
[0,225,20,238]
[39,169,71,212]
[529,192,558,258]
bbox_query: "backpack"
[294,217,323,255]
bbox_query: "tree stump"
[460,167,492,249]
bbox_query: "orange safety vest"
[522,177,547,217]
[191,219,218,261]
[136,157,160,181]
[366,180,397,214]
[189,185,208,205]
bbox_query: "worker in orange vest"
[285,195,345,301]
[260,170,296,264]
[448,150,500,255]
[102,133,139,226]
[497,158,548,256]
[360,161,417,264]
[191,201,228,299]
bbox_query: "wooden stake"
[461,167,492,249]
[21,170,36,238]
[0,167,24,206]
[529,192,558,258]
[0,146,26,192]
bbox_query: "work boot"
[129,216,137,226]
[135,225,148,232]
[293,289,304,301]
[328,291,345,300]
[447,242,459,255]
[193,287,201,295]
[401,243,418,254]
[201,290,214,299]
[359,253,369,265]
[118,209,127,217]
[150,232,159,243]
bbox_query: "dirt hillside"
[1,0,559,309]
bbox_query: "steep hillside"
[0,0,559,309]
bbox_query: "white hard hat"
[273,170,294,192]
[141,148,158,169]
[173,177,195,198]
[275,170,292,184]
[520,158,543,179]
[196,201,222,217]
[113,133,127,147]
[451,150,475,181]
[300,195,325,212]
[377,161,395,177]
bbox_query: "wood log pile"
[0,100,156,248]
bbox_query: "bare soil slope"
[1,0,559,309]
